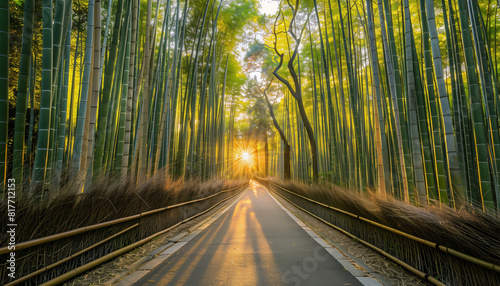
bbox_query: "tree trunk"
[272,6,318,181]
[262,81,291,180]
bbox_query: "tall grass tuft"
[257,177,500,285]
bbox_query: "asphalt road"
[133,182,364,285]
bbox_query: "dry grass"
[0,170,246,285]
[259,177,500,286]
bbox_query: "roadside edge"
[266,185,392,286]
[106,187,248,286]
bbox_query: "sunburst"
[241,151,251,163]
[232,140,257,177]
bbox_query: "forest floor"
[64,185,429,286]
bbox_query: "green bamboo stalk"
[326,1,346,183]
[26,56,35,186]
[447,0,474,202]
[468,0,500,210]
[79,52,94,180]
[148,11,169,175]
[216,56,229,177]
[456,0,494,209]
[153,0,175,174]
[440,0,463,197]
[52,0,66,85]
[45,0,69,189]
[105,3,131,173]
[54,9,72,189]
[420,0,448,204]
[382,0,413,195]
[185,0,212,178]
[12,0,35,195]
[32,0,54,194]
[312,0,333,175]
[426,0,464,206]
[99,0,113,88]
[409,39,438,204]
[377,0,409,201]
[137,0,153,182]
[0,0,7,197]
[84,0,102,189]
[403,0,426,204]
[116,17,132,173]
[366,0,391,195]
[49,59,64,191]
[337,0,362,188]
[94,0,125,175]
[122,0,140,179]
[71,0,95,180]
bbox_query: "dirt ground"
[65,187,429,286]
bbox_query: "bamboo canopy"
[2,0,500,212]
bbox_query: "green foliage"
[5,0,500,212]
[224,53,246,94]
[220,0,259,35]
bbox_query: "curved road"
[123,182,379,285]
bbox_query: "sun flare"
[241,152,251,163]
[231,141,258,178]
[237,148,254,166]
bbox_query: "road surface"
[123,182,379,285]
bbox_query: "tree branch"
[272,9,298,100]
[260,78,289,147]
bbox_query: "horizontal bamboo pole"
[268,182,500,273]
[40,222,185,286]
[268,187,446,286]
[39,185,247,286]
[0,183,247,255]
[5,224,139,286]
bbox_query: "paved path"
[125,182,379,285]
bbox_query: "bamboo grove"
[4,0,500,212]
[3,0,257,198]
[244,0,500,212]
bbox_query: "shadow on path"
[134,181,362,285]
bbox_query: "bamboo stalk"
[12,0,34,195]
